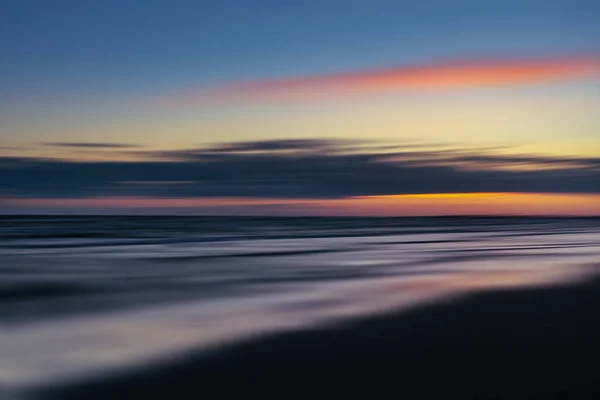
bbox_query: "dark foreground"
[42,275,600,400]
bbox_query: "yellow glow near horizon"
[357,193,513,200]
[327,192,600,216]
[3,192,599,216]
[3,76,598,161]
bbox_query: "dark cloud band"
[1,139,599,199]
[41,143,140,149]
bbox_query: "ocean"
[2,216,600,399]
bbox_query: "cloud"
[41,142,141,149]
[164,56,600,104]
[1,139,599,199]
[200,139,361,153]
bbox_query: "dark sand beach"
[42,274,600,400]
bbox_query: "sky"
[1,0,599,215]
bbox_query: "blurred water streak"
[2,216,599,397]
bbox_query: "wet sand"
[42,275,600,400]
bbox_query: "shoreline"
[37,272,600,399]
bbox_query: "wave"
[2,216,599,398]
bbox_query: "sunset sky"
[1,0,599,215]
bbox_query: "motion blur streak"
[2,193,600,216]
[2,216,600,399]
[167,57,600,104]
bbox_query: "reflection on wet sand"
[2,216,599,399]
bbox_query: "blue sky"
[2,0,599,103]
[1,0,599,214]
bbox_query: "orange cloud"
[168,56,600,104]
[3,193,600,216]
[325,192,600,216]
